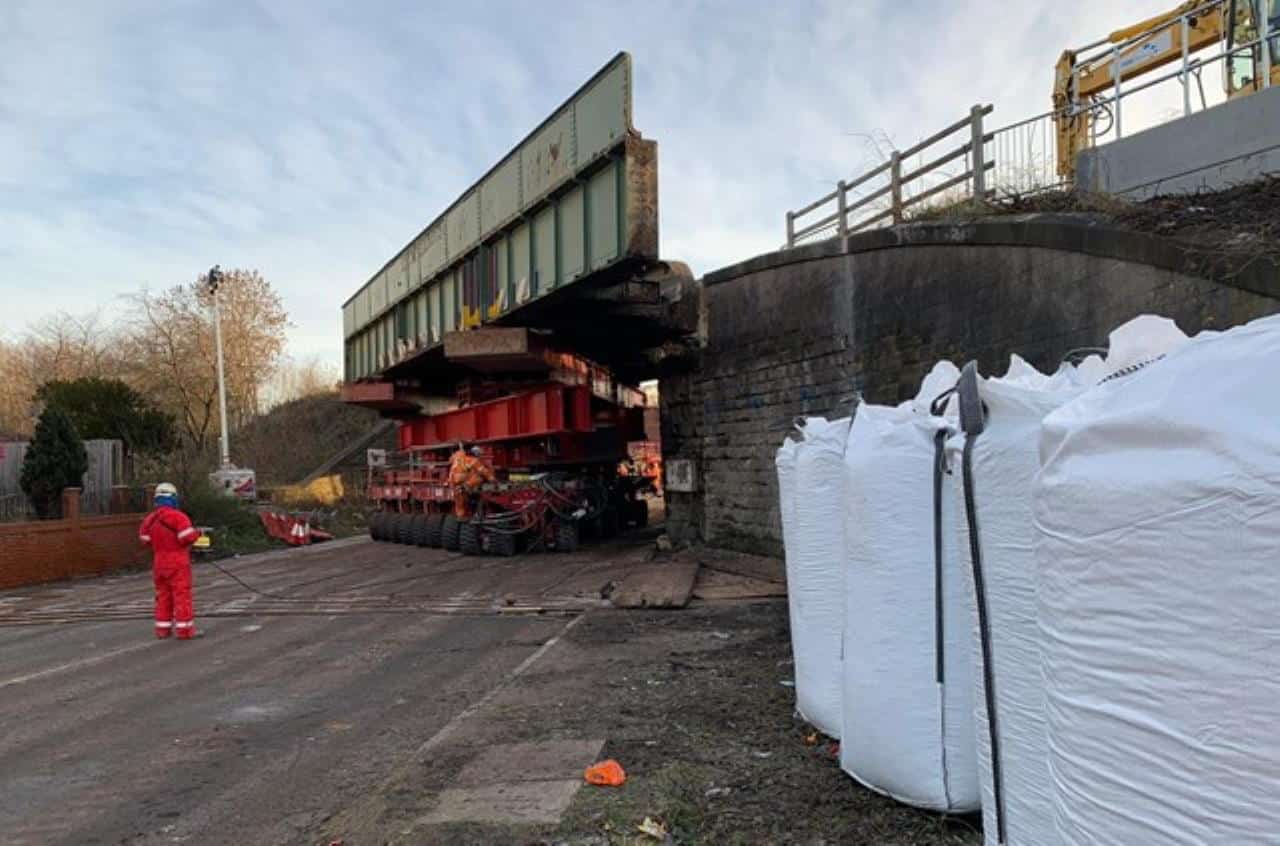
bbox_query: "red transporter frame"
[367,382,651,555]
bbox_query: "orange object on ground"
[584,759,627,787]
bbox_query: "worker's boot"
[175,621,197,640]
[155,622,173,639]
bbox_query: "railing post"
[1263,8,1272,89]
[1181,15,1191,115]
[970,104,987,200]
[785,211,795,248]
[836,180,848,237]
[890,151,903,224]
[1112,43,1123,138]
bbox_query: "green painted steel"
[587,165,619,270]
[560,188,585,281]
[342,52,659,381]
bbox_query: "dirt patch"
[554,604,980,845]
[412,602,981,845]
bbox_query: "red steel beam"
[396,384,604,450]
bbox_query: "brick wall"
[0,489,148,591]
[662,219,1280,557]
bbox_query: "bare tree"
[0,339,36,438]
[120,269,289,468]
[263,355,341,409]
[0,312,122,439]
[24,311,120,381]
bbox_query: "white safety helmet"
[155,482,178,499]
[470,446,484,457]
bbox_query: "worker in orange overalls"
[647,457,663,495]
[448,444,496,521]
[139,482,202,640]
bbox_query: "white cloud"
[0,0,1211,365]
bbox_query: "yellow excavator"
[1054,0,1280,180]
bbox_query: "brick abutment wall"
[0,489,148,591]
[660,218,1280,557]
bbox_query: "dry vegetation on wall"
[909,176,1280,282]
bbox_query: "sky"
[0,0,1208,366]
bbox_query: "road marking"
[0,641,154,689]
[415,613,585,755]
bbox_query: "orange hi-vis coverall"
[448,450,496,520]
[139,506,201,639]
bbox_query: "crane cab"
[1225,0,1280,98]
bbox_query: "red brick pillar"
[62,487,81,523]
[110,485,130,515]
[62,487,82,581]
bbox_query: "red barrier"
[258,509,328,546]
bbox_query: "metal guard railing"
[784,0,1275,248]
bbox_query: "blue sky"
[0,0,1190,365]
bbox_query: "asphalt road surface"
[0,537,628,845]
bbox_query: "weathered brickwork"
[662,222,1280,557]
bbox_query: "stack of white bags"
[775,312,1280,843]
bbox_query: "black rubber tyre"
[441,515,461,551]
[601,506,621,539]
[488,529,518,557]
[411,514,430,547]
[376,512,393,542]
[459,521,481,556]
[555,520,580,554]
[425,513,445,548]
[395,513,414,544]
[369,512,385,541]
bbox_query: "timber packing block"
[610,562,700,609]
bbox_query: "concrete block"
[1078,85,1280,198]
[418,780,584,825]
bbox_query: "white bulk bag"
[776,431,801,716]
[951,356,1099,845]
[841,361,979,812]
[785,416,850,738]
[1035,314,1280,845]
[776,434,800,561]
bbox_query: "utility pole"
[206,265,232,469]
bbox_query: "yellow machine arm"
[1054,1,1228,181]
[1054,0,1280,182]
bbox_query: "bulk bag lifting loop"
[956,361,1008,846]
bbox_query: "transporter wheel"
[459,521,481,556]
[555,520,580,554]
[369,512,386,541]
[487,528,518,557]
[441,515,461,551]
[395,513,414,544]
[425,513,445,548]
[379,512,397,542]
[411,514,430,547]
